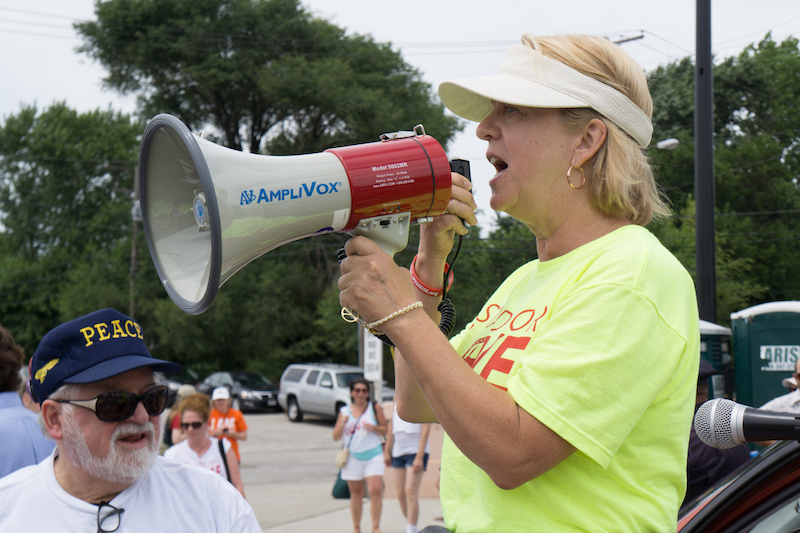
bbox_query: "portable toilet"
[699,319,732,400]
[730,301,800,407]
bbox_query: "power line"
[0,5,797,65]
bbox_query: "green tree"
[647,34,800,321]
[0,103,143,350]
[651,200,767,325]
[75,0,460,154]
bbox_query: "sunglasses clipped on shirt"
[53,385,169,423]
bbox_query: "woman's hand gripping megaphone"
[337,171,476,345]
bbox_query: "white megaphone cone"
[138,114,451,315]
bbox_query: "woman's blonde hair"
[522,34,670,225]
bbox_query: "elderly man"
[0,308,260,532]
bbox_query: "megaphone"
[137,113,452,315]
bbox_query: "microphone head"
[694,398,744,449]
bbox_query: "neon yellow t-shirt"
[442,225,700,532]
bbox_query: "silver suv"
[277,363,364,422]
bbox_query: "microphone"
[694,398,800,449]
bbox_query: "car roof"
[286,363,362,372]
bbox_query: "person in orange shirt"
[208,387,248,462]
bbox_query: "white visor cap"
[439,44,653,148]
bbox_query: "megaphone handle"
[350,213,411,258]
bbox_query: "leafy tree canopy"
[75,0,461,153]
[0,103,143,347]
[647,34,800,321]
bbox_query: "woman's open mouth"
[489,156,508,178]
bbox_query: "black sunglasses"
[180,421,204,430]
[54,385,169,422]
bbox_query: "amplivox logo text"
[240,181,342,205]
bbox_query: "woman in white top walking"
[333,378,388,533]
[165,392,245,497]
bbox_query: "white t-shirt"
[164,437,232,479]
[0,451,260,532]
[760,389,800,413]
[391,403,430,457]
[339,403,383,455]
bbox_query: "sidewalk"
[247,479,444,533]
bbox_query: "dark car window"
[336,372,364,388]
[283,368,306,382]
[164,368,199,383]
[232,372,275,390]
[306,370,320,385]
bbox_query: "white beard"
[60,406,158,484]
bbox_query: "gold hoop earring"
[567,165,586,190]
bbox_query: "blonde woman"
[338,34,700,532]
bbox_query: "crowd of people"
[0,306,438,533]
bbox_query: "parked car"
[278,363,392,422]
[196,371,280,412]
[278,363,362,422]
[678,440,800,532]
[161,367,200,407]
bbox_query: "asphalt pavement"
[236,412,445,533]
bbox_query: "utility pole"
[130,166,141,318]
[695,0,717,323]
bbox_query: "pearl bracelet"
[365,301,423,334]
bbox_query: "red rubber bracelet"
[410,255,454,297]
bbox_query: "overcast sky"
[2,0,800,230]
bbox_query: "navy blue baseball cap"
[28,308,181,402]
